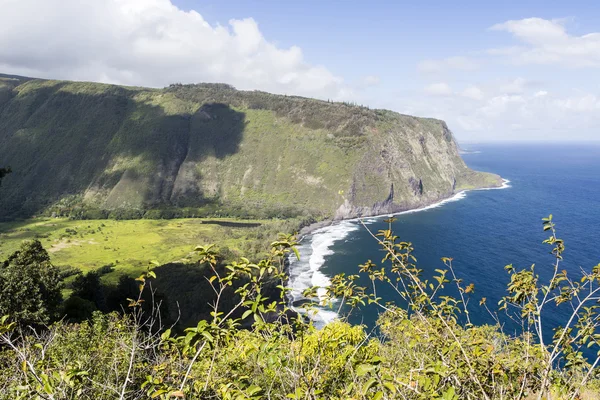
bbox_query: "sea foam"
[288,178,511,326]
[288,221,359,326]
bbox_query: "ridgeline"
[0,73,501,221]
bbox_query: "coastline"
[288,177,511,326]
[298,178,511,238]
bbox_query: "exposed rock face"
[0,75,501,220]
[335,119,502,219]
[332,119,502,219]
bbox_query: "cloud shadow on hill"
[0,81,246,219]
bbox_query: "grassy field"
[0,217,300,282]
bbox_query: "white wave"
[288,221,359,326]
[477,178,511,190]
[388,178,511,218]
[391,191,468,217]
[312,309,339,325]
[288,177,511,327]
[362,218,378,224]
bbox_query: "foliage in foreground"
[0,217,599,399]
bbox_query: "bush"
[95,263,114,275]
[62,295,97,322]
[0,240,62,325]
[108,208,144,220]
[56,265,80,280]
[0,220,599,399]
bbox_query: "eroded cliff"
[0,75,501,220]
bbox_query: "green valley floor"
[0,217,302,283]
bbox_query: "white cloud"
[362,75,380,86]
[0,0,353,100]
[499,78,529,94]
[490,18,568,45]
[424,82,452,96]
[461,85,485,100]
[555,94,600,112]
[401,17,600,141]
[455,115,484,131]
[479,94,525,118]
[418,56,479,74]
[489,17,600,67]
[393,81,600,141]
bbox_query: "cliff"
[0,74,501,220]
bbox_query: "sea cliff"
[0,74,501,220]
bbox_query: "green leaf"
[160,328,171,341]
[372,391,384,400]
[246,385,263,396]
[362,378,378,395]
[44,381,53,395]
[292,247,300,260]
[442,386,456,400]
[201,331,213,342]
[242,309,253,320]
[383,381,396,393]
[150,389,168,398]
[356,363,376,376]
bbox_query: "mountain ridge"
[0,74,502,221]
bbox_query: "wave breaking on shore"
[288,178,511,326]
[288,221,359,326]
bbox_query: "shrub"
[0,240,62,326]
[0,219,599,399]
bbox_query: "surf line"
[288,178,511,326]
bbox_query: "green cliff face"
[0,74,501,220]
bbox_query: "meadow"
[0,217,301,282]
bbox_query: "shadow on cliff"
[0,81,246,219]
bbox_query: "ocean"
[288,143,600,340]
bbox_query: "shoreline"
[298,178,511,238]
[288,177,511,326]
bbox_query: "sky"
[1,0,599,142]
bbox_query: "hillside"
[0,74,501,220]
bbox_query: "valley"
[0,216,301,283]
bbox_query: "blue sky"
[1,0,599,142]
[180,0,600,83]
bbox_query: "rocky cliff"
[0,74,501,220]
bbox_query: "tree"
[0,166,11,187]
[71,271,107,312]
[0,240,62,325]
[62,295,97,322]
[1,223,599,398]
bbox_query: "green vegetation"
[0,216,307,328]
[10,73,588,399]
[0,217,599,399]
[0,240,62,326]
[0,74,501,222]
[0,217,306,280]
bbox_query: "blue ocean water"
[289,143,600,339]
